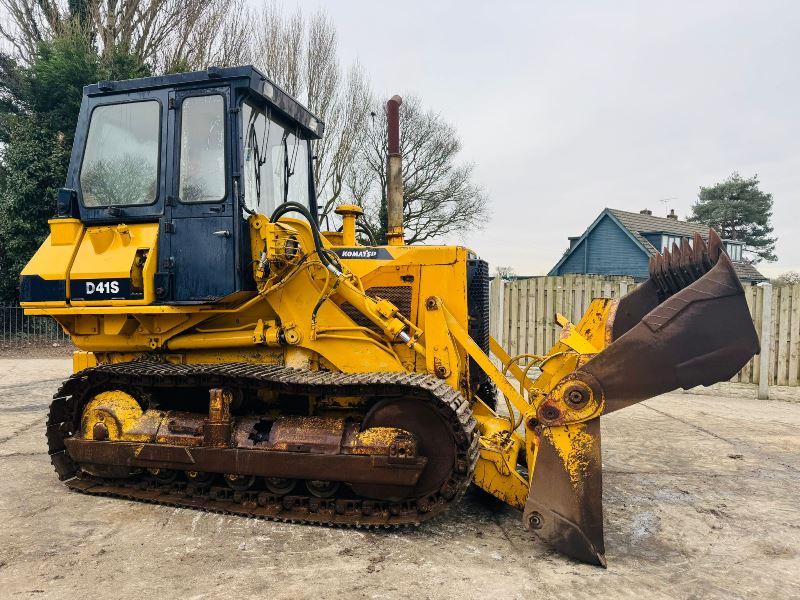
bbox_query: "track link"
[46,362,479,528]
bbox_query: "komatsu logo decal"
[334,248,392,260]
[69,278,131,300]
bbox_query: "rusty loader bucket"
[520,230,760,565]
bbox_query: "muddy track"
[46,361,479,527]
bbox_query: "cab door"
[165,88,237,302]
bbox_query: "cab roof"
[84,65,324,139]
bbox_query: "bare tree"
[0,0,63,60]
[0,0,248,71]
[0,1,489,243]
[157,0,252,72]
[312,60,372,221]
[251,4,372,224]
[350,95,489,244]
[494,266,515,280]
[251,7,487,241]
[252,2,304,96]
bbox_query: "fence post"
[490,277,505,349]
[758,283,773,400]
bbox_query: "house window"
[725,242,742,261]
[662,235,683,252]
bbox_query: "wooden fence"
[739,282,800,387]
[490,276,800,389]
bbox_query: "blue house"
[549,208,766,284]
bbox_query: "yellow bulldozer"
[21,66,759,566]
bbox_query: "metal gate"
[0,306,70,348]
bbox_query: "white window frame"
[725,242,743,261]
[662,234,683,252]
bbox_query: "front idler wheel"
[351,396,456,501]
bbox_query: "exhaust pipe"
[386,95,404,246]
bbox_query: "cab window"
[80,100,160,207]
[242,101,310,216]
[179,95,226,203]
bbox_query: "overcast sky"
[291,0,798,276]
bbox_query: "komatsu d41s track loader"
[21,66,759,566]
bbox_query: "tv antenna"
[658,197,677,214]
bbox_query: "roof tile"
[608,208,708,240]
[732,261,768,282]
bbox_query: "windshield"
[242,101,310,216]
[80,100,160,207]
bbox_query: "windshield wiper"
[247,117,267,206]
[282,132,292,205]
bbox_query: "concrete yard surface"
[0,358,798,599]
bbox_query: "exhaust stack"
[386,95,404,246]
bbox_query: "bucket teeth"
[690,233,708,278]
[670,242,689,288]
[647,256,664,289]
[658,252,679,295]
[699,233,713,271]
[679,237,695,282]
[651,229,728,298]
[708,228,723,263]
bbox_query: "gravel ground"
[0,357,798,599]
[0,343,73,359]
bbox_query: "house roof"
[550,207,767,281]
[731,261,767,281]
[607,208,709,254]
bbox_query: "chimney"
[385,95,404,246]
[667,209,678,220]
[640,208,652,215]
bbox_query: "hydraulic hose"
[270,202,341,273]
[270,202,417,349]
[356,221,378,246]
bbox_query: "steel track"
[46,361,479,527]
